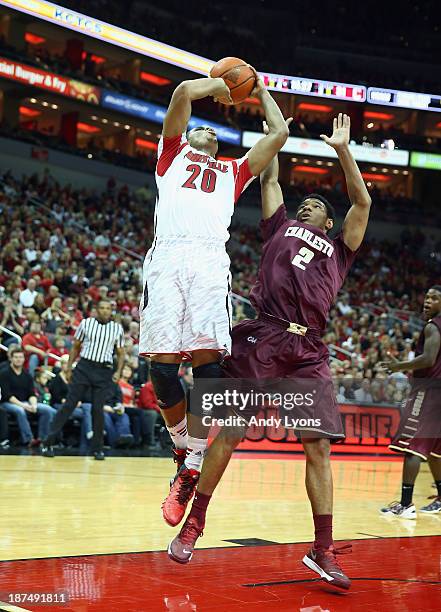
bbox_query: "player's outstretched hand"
[320,113,350,149]
[262,117,293,135]
[378,357,402,374]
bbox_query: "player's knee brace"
[150,362,185,409]
[192,362,224,380]
[189,362,224,418]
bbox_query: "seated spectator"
[34,369,53,405]
[48,355,92,452]
[0,347,56,446]
[41,297,71,333]
[337,295,353,316]
[48,336,69,366]
[0,403,9,447]
[103,381,134,448]
[137,370,161,449]
[33,293,47,316]
[19,278,38,308]
[354,379,374,403]
[0,296,24,344]
[121,364,158,448]
[22,320,53,377]
[339,374,356,402]
[333,379,346,404]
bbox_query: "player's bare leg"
[301,437,351,590]
[420,456,441,513]
[168,423,244,564]
[303,438,333,516]
[163,349,223,527]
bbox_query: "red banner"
[0,57,100,104]
[236,403,401,452]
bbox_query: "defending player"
[167,113,372,592]
[139,72,290,525]
[380,286,441,518]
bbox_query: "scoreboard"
[262,73,366,102]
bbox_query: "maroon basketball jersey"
[250,204,357,332]
[413,315,441,379]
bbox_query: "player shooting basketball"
[167,113,372,592]
[138,68,291,526]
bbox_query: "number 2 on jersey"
[182,164,217,193]
[292,246,315,270]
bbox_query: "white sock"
[167,417,188,450]
[185,436,208,472]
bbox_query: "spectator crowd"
[0,164,439,449]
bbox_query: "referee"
[41,300,125,460]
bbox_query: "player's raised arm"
[260,118,292,219]
[321,114,372,251]
[247,76,290,176]
[162,78,233,138]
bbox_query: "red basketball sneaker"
[302,544,352,591]
[172,446,186,471]
[162,466,199,527]
[167,516,204,564]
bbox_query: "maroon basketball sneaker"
[162,466,199,526]
[302,544,352,590]
[167,516,204,564]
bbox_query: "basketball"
[209,57,257,104]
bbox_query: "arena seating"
[0,164,438,451]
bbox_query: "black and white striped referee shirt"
[74,318,124,364]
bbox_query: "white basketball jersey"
[154,134,254,243]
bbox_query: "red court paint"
[0,536,439,611]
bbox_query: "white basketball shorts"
[139,238,232,356]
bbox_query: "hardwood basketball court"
[0,453,440,610]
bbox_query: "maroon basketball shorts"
[221,317,344,439]
[389,384,441,460]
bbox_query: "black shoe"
[115,434,134,448]
[41,444,55,457]
[93,450,105,461]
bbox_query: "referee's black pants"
[45,359,112,452]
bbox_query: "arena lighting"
[436,122,441,129]
[294,165,328,174]
[19,105,41,117]
[6,0,441,113]
[2,0,365,102]
[242,131,409,166]
[140,71,171,86]
[361,172,390,182]
[297,103,332,112]
[135,138,157,150]
[77,121,101,133]
[364,111,394,120]
[81,51,106,64]
[25,32,46,44]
